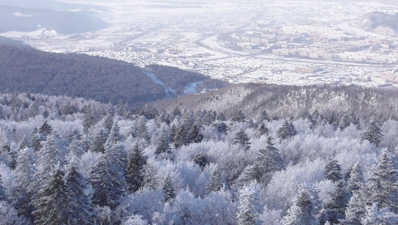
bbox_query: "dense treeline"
[0,44,228,105]
[0,91,398,224]
[0,44,166,104]
[0,45,217,104]
[158,83,398,121]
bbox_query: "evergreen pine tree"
[155,130,170,155]
[163,176,175,203]
[136,115,149,141]
[64,164,94,225]
[90,141,127,209]
[362,203,398,225]
[217,112,226,121]
[236,136,285,186]
[325,159,342,183]
[237,183,259,225]
[282,189,320,225]
[344,190,367,225]
[91,128,109,153]
[174,125,187,148]
[169,124,177,143]
[347,163,365,194]
[126,144,144,193]
[206,168,223,193]
[67,136,85,161]
[361,120,383,147]
[39,121,52,139]
[12,147,36,222]
[258,123,270,136]
[30,128,44,152]
[193,153,208,169]
[277,120,297,141]
[31,168,70,225]
[233,129,251,150]
[257,136,285,183]
[103,114,114,132]
[231,109,246,122]
[214,122,229,135]
[187,124,203,144]
[256,109,270,124]
[82,105,97,132]
[108,121,122,144]
[320,180,349,224]
[0,174,6,202]
[365,150,398,213]
[35,132,66,172]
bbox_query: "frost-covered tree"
[361,120,383,147]
[30,128,44,152]
[256,109,270,124]
[31,168,70,225]
[281,189,319,225]
[35,132,66,173]
[237,182,259,225]
[233,129,251,150]
[136,115,149,141]
[193,153,208,169]
[0,174,6,202]
[163,176,176,203]
[236,136,285,186]
[325,159,342,183]
[344,190,367,225]
[126,144,144,193]
[174,125,187,148]
[277,120,297,141]
[103,114,114,132]
[0,201,23,225]
[39,121,52,139]
[155,129,170,155]
[206,168,223,193]
[258,123,270,136]
[108,121,122,144]
[12,147,36,221]
[187,124,203,144]
[124,214,148,225]
[365,150,398,213]
[231,109,246,122]
[362,203,398,225]
[67,135,85,161]
[82,105,97,131]
[64,164,94,225]
[320,180,349,224]
[90,141,127,209]
[91,128,109,153]
[347,163,364,194]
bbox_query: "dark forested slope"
[0,45,166,104]
[0,44,223,104]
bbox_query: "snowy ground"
[2,0,398,88]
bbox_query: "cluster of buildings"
[229,25,398,64]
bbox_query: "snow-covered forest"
[0,91,398,225]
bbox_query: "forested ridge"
[0,90,398,224]
[0,44,222,105]
[157,83,398,120]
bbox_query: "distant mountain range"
[0,42,226,104]
[357,11,398,35]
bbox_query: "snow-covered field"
[2,0,398,87]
